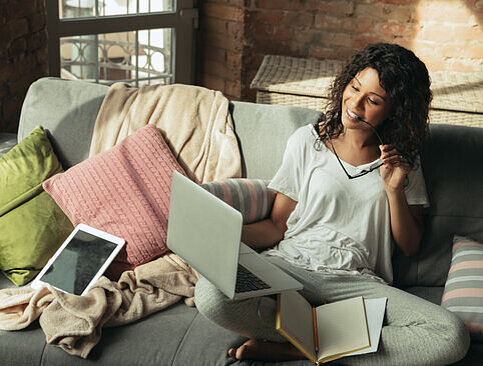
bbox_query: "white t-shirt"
[264,124,429,284]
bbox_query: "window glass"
[60,29,173,86]
[59,0,174,19]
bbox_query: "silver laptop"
[167,171,303,300]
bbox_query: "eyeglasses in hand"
[322,120,385,180]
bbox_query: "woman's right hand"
[379,145,409,193]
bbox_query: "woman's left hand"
[379,145,408,192]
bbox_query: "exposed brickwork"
[0,0,48,133]
[197,0,483,102]
[196,0,247,101]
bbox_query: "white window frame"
[46,0,198,84]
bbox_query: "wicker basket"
[256,91,329,111]
[251,55,483,128]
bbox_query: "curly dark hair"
[318,42,432,168]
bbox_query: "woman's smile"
[346,108,363,122]
[341,67,390,130]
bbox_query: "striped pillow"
[200,179,276,224]
[442,235,483,341]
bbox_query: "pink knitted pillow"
[43,124,186,279]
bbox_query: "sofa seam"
[169,309,199,366]
[425,214,483,219]
[39,337,47,366]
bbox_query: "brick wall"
[0,1,481,132]
[0,0,48,133]
[197,0,246,100]
[198,0,483,101]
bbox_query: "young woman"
[195,43,470,365]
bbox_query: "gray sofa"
[0,77,482,365]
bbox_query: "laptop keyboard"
[235,264,271,293]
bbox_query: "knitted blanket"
[0,254,199,358]
[89,82,241,183]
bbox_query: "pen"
[312,307,319,354]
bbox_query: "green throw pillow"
[0,125,74,286]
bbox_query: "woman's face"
[341,67,391,131]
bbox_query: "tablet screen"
[39,229,119,296]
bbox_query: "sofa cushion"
[404,286,444,305]
[442,235,483,342]
[43,124,186,280]
[201,179,275,224]
[0,322,46,365]
[19,78,109,169]
[0,133,16,157]
[230,101,323,180]
[393,124,483,288]
[0,125,74,285]
[32,302,312,366]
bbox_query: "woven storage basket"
[251,55,483,128]
[256,91,328,111]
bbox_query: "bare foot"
[228,338,305,361]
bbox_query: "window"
[47,0,198,86]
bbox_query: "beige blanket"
[89,82,242,183]
[0,254,199,358]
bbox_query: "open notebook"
[276,291,387,364]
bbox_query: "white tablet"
[31,224,125,296]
